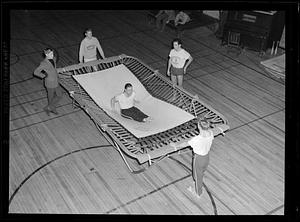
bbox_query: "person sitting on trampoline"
[111,83,151,122]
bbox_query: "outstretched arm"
[169,141,189,150]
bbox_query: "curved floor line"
[8,145,112,206]
[168,156,218,215]
[105,174,191,214]
[10,53,19,66]
[10,77,35,85]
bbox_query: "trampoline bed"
[57,54,229,172]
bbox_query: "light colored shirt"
[115,91,136,109]
[188,130,213,156]
[169,48,191,68]
[175,11,191,25]
[79,37,101,62]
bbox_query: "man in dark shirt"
[34,48,63,115]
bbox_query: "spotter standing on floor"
[33,48,63,116]
[79,28,105,63]
[167,38,193,88]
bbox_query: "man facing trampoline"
[111,83,151,122]
[34,48,63,116]
[170,117,215,198]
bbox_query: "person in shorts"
[167,38,193,88]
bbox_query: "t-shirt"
[115,91,136,109]
[175,11,191,25]
[188,130,213,156]
[79,37,101,61]
[169,49,191,68]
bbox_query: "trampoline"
[260,54,285,83]
[57,54,229,173]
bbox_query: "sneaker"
[43,107,50,116]
[187,186,202,199]
[49,108,59,115]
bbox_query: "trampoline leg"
[113,141,135,173]
[93,122,144,174]
[69,92,80,109]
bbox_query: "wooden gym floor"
[8,10,285,215]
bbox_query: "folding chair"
[226,31,242,55]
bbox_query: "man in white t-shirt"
[79,28,105,63]
[167,38,193,88]
[111,83,151,122]
[170,117,221,198]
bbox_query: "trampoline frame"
[57,54,229,173]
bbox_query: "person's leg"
[49,86,63,114]
[120,109,134,120]
[170,74,178,85]
[131,107,149,122]
[170,74,178,101]
[44,87,55,115]
[121,107,146,122]
[193,154,209,196]
[170,66,184,101]
[160,15,169,31]
[177,75,183,88]
[156,13,165,29]
[156,13,168,30]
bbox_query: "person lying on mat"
[111,83,151,122]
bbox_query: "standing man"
[170,117,222,198]
[79,28,105,63]
[34,48,63,115]
[167,38,193,88]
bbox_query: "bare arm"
[111,97,117,110]
[183,55,193,74]
[167,56,171,76]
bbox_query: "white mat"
[73,64,195,138]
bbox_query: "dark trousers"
[192,153,209,195]
[121,106,148,122]
[46,85,63,111]
[156,13,169,30]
